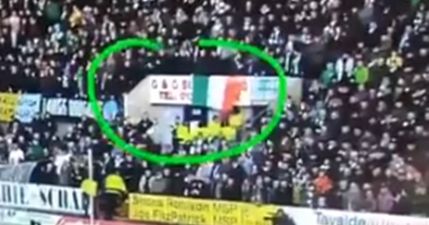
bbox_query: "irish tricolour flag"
[192,75,245,114]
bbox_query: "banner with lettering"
[129,194,277,225]
[69,99,121,120]
[15,94,42,123]
[0,93,20,122]
[68,99,95,118]
[44,98,121,119]
[276,206,429,225]
[0,181,90,215]
[149,76,193,105]
[0,93,122,121]
[44,98,68,116]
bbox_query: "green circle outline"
[87,38,287,165]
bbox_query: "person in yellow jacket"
[98,171,127,220]
[222,126,237,141]
[105,172,127,194]
[189,123,200,140]
[198,126,210,139]
[228,109,245,140]
[207,116,222,138]
[229,110,244,129]
[176,123,191,144]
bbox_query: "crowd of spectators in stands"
[1,0,429,218]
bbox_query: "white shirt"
[54,153,71,174]
[9,149,24,165]
[9,15,20,32]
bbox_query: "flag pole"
[248,99,277,125]
[88,148,95,225]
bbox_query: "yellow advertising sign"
[129,194,277,225]
[0,93,20,122]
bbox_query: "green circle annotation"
[87,38,288,165]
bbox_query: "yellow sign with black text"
[129,194,277,225]
[0,93,19,122]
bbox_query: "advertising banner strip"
[128,194,277,225]
[0,92,122,122]
[0,181,90,215]
[149,76,193,105]
[45,98,119,119]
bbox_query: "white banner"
[15,94,42,123]
[0,209,61,225]
[149,76,192,105]
[44,98,68,116]
[0,182,89,215]
[68,99,96,118]
[45,98,117,119]
[282,206,429,225]
[68,99,88,118]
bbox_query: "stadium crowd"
[1,0,429,219]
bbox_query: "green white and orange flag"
[192,75,245,115]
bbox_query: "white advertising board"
[282,206,429,225]
[0,182,89,215]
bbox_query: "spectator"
[7,11,20,48]
[314,171,333,196]
[100,171,127,220]
[40,162,59,185]
[392,189,412,215]
[344,182,363,211]
[0,136,7,162]
[8,145,24,165]
[377,187,395,213]
[221,177,242,201]
[361,190,377,212]
[28,139,45,161]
